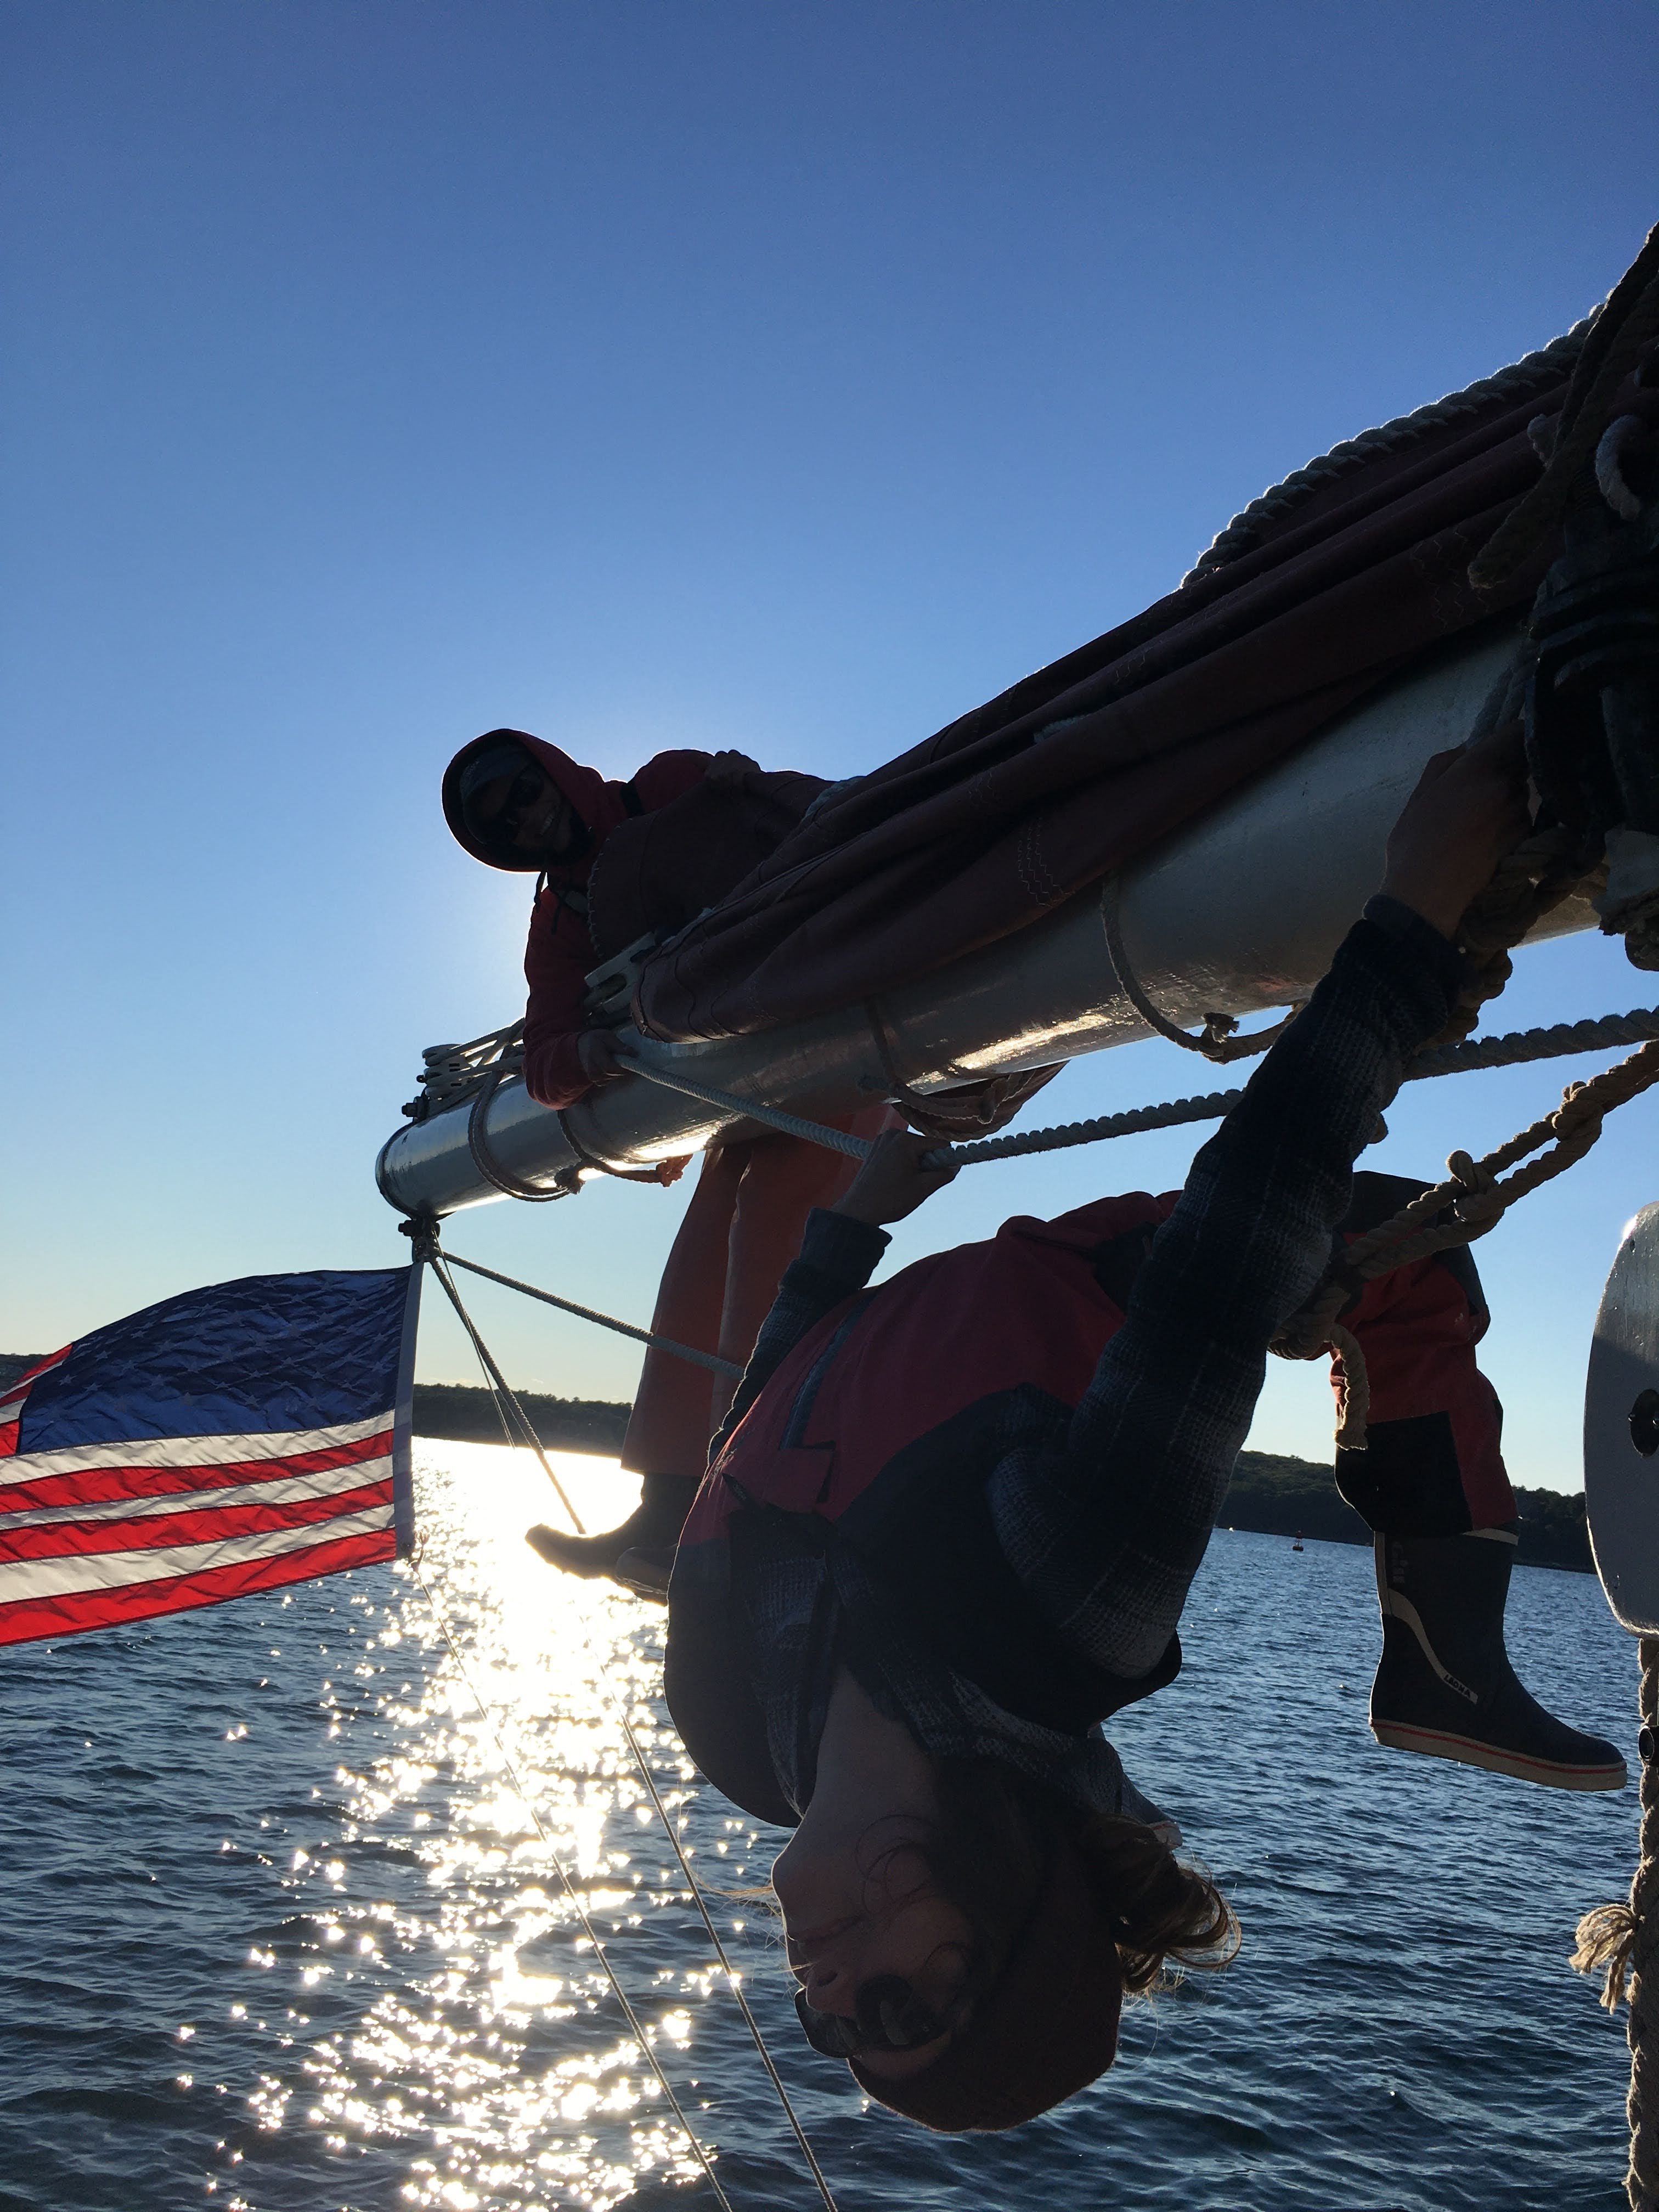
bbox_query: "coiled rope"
[418,1246,843,2211]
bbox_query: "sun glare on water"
[263,1443,789,2212]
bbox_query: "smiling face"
[769,1668,980,2076]
[774,1815,975,2078]
[472,760,581,864]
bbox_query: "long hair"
[916,1756,1239,2000]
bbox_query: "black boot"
[526,1473,698,1593]
[1370,1528,1626,1791]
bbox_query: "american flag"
[0,1266,419,1647]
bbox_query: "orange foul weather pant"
[620,1107,901,1481]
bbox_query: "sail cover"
[0,1267,419,1647]
[634,351,1659,1047]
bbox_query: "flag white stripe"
[1,1413,390,1487]
[0,1453,393,1530]
[0,1503,396,1605]
[0,1356,70,1414]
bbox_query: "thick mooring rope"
[1573,1638,1659,2212]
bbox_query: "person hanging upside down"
[442,729,893,1581]
[527,725,1622,2134]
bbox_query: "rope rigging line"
[594,1657,845,2212]
[622,1061,874,1160]
[426,1252,589,1533]
[409,1562,739,2212]
[421,1009,1659,1421]
[948,1003,1659,1165]
[1468,218,1659,596]
[1273,1036,1659,1448]
[619,1003,1659,1174]
[439,1248,744,1380]
[1183,316,1594,584]
[417,1254,843,2210]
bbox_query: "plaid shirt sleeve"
[988,898,1467,1680]
[709,1210,890,1458]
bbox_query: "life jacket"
[664,1192,1185,1825]
[585,769,825,962]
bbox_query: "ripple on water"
[0,1443,1640,2209]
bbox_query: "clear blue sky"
[5,2,1658,1489]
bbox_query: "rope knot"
[1444,1149,1504,1232]
[1573,1901,1641,2013]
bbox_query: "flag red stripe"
[0,1346,72,1462]
[0,1527,397,1646]
[0,1477,395,1563]
[0,1427,393,1516]
[4,1346,72,1392]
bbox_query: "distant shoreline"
[0,1358,1594,1573]
[410,1385,1595,1575]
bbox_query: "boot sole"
[613,1547,672,1600]
[1372,1716,1627,1792]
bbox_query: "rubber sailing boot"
[1369,1528,1626,1791]
[526,1473,698,1592]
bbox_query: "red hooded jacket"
[443,731,712,1108]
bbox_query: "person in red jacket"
[442,728,894,1580]
[444,729,727,1107]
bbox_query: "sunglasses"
[793,1973,961,2059]
[492,762,549,842]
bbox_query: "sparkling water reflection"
[0,1441,1643,2210]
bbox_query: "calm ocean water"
[0,1442,1640,2212]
